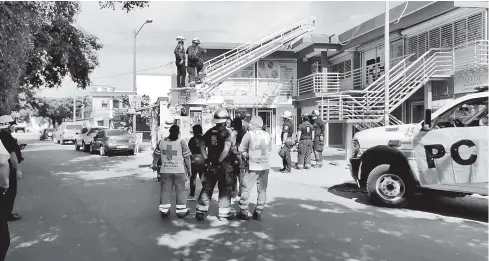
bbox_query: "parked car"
[40,128,56,140]
[75,126,108,152]
[90,129,136,156]
[53,123,84,145]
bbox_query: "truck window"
[435,97,488,128]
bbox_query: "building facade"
[89,86,134,127]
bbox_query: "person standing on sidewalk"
[279,111,294,173]
[236,116,272,221]
[0,115,23,222]
[187,124,205,200]
[152,125,192,218]
[0,140,11,261]
[311,110,326,168]
[195,108,234,221]
[174,36,186,87]
[296,113,313,170]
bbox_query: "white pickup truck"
[349,88,488,208]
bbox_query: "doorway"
[410,101,425,123]
[257,109,274,141]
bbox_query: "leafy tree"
[99,1,150,12]
[34,96,91,127]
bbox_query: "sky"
[37,0,403,98]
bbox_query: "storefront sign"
[454,67,488,94]
[229,64,254,78]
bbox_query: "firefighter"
[311,109,326,168]
[236,116,272,221]
[279,111,294,173]
[195,108,234,221]
[174,36,186,87]
[186,38,206,87]
[296,113,313,169]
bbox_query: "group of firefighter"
[151,108,326,221]
[174,36,207,88]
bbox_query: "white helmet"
[281,111,293,120]
[0,115,15,129]
[311,109,319,116]
[192,38,200,44]
[176,36,185,41]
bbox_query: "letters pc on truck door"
[349,88,488,208]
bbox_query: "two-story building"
[89,86,134,127]
[294,1,488,149]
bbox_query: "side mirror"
[422,109,432,131]
[75,132,79,135]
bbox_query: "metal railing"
[320,40,489,124]
[200,17,315,95]
[296,54,413,96]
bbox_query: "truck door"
[413,97,488,185]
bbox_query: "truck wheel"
[366,164,413,208]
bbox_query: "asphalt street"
[5,134,489,261]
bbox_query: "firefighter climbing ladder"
[173,16,316,105]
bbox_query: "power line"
[92,61,175,80]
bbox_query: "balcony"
[295,55,413,100]
[205,78,293,107]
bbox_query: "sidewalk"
[135,146,354,189]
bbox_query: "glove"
[16,170,23,179]
[151,164,159,172]
[320,136,324,142]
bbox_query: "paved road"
[6,135,489,261]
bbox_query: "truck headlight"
[352,138,361,157]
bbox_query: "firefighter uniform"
[311,110,326,167]
[279,111,294,172]
[156,137,190,217]
[196,109,234,220]
[297,115,313,169]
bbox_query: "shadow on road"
[153,196,487,261]
[328,183,489,223]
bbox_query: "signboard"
[229,64,254,78]
[454,68,488,94]
[258,60,297,94]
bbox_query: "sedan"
[75,126,108,152]
[40,128,56,140]
[90,129,136,156]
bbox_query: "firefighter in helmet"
[296,113,313,169]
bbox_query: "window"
[113,99,120,109]
[66,125,83,130]
[101,100,108,108]
[331,60,351,73]
[81,128,88,134]
[97,120,104,126]
[89,128,105,134]
[106,130,129,136]
[435,97,488,128]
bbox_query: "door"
[410,102,424,123]
[413,97,488,187]
[257,109,273,136]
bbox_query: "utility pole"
[132,29,137,133]
[384,0,390,126]
[73,88,76,122]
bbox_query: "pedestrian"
[195,108,234,221]
[186,38,206,87]
[174,36,186,87]
[152,125,192,218]
[230,117,245,199]
[296,113,313,170]
[236,116,272,221]
[187,124,205,200]
[225,118,232,132]
[0,115,23,222]
[311,110,326,168]
[0,140,11,261]
[278,111,294,173]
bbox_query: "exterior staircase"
[173,17,315,105]
[321,40,489,129]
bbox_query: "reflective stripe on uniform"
[196,204,209,211]
[159,204,171,208]
[154,149,161,155]
[176,204,187,209]
[176,208,188,213]
[218,207,230,215]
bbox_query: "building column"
[424,81,432,111]
[344,123,353,161]
[320,51,328,72]
[352,51,361,90]
[158,98,170,140]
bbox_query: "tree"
[99,1,150,12]
[112,94,152,131]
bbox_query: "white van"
[349,88,488,208]
[53,122,84,145]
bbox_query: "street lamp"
[132,19,153,133]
